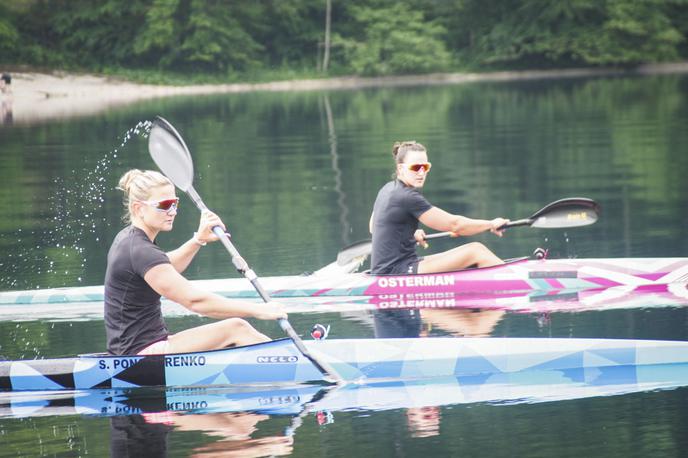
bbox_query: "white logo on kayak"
[377,275,455,288]
[257,356,298,363]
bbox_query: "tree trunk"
[322,0,331,72]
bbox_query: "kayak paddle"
[148,116,345,384]
[336,239,374,266]
[423,197,601,240]
[312,241,371,276]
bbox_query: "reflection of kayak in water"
[0,282,685,322]
[3,362,688,419]
[2,257,688,306]
[313,282,688,314]
[3,336,688,391]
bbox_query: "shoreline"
[4,62,688,125]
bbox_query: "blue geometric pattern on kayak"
[2,337,688,391]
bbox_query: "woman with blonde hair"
[369,141,508,275]
[104,169,286,356]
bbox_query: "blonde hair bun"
[117,169,173,223]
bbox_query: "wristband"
[192,232,207,246]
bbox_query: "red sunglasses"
[405,162,432,173]
[140,197,179,212]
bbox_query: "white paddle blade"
[148,117,194,192]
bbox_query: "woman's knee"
[465,241,487,252]
[465,241,502,266]
[221,318,270,345]
[461,242,487,258]
[220,317,253,333]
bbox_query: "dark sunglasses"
[140,197,180,212]
[405,162,432,173]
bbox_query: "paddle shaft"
[185,188,344,383]
[422,219,532,241]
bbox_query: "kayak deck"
[2,337,688,392]
[2,257,688,305]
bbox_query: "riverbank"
[4,62,688,125]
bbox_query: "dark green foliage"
[133,0,265,72]
[427,0,686,67]
[0,4,20,58]
[0,0,687,78]
[333,2,451,75]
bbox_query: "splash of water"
[0,120,154,291]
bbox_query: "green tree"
[49,0,148,67]
[439,0,684,67]
[581,0,684,64]
[1,0,688,76]
[333,2,452,76]
[0,5,20,59]
[247,0,324,69]
[132,0,181,66]
[133,0,265,72]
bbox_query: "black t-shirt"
[371,180,433,274]
[104,225,171,355]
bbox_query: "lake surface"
[1,73,688,457]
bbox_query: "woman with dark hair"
[369,141,508,275]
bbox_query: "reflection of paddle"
[148,116,344,384]
[348,197,601,258]
[284,384,338,437]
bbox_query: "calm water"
[1,74,688,457]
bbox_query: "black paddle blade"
[148,116,194,192]
[531,197,600,228]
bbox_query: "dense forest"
[1,0,688,81]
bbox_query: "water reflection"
[373,309,421,338]
[100,394,441,456]
[321,94,352,247]
[373,308,504,338]
[110,412,293,458]
[177,413,293,457]
[422,308,505,336]
[406,406,441,438]
[110,415,171,457]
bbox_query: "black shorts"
[391,257,422,275]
